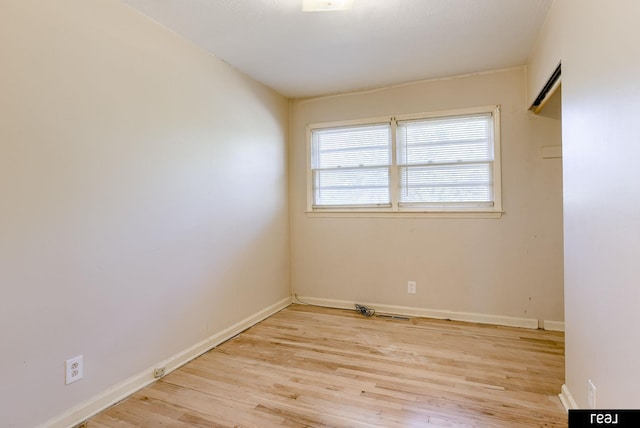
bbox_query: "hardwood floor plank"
[86,304,566,427]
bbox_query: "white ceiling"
[122,0,552,98]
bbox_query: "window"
[307,106,501,217]
[310,123,391,208]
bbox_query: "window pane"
[313,167,390,206]
[399,163,494,204]
[311,123,391,207]
[398,114,493,165]
[313,125,390,168]
[397,112,496,207]
[399,139,492,165]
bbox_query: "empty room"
[1,0,639,427]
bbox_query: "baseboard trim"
[559,384,578,411]
[295,296,539,329]
[543,320,565,332]
[41,296,293,428]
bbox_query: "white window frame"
[306,105,502,218]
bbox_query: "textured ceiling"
[122,0,552,98]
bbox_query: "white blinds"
[396,113,495,207]
[311,124,391,207]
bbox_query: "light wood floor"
[87,304,566,427]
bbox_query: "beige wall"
[529,0,640,409]
[289,68,563,323]
[0,1,289,426]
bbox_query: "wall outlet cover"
[408,281,416,294]
[65,355,84,385]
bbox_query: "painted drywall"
[528,0,640,409]
[289,68,563,324]
[0,1,289,426]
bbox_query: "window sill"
[305,210,504,219]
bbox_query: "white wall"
[0,1,289,426]
[528,0,640,408]
[289,68,563,324]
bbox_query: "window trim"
[306,105,503,218]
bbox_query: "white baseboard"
[295,296,539,329]
[543,320,565,332]
[41,296,293,428]
[559,383,578,411]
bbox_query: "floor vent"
[376,314,411,321]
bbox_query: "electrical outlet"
[65,355,83,385]
[588,379,597,409]
[407,281,416,294]
[154,367,166,378]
